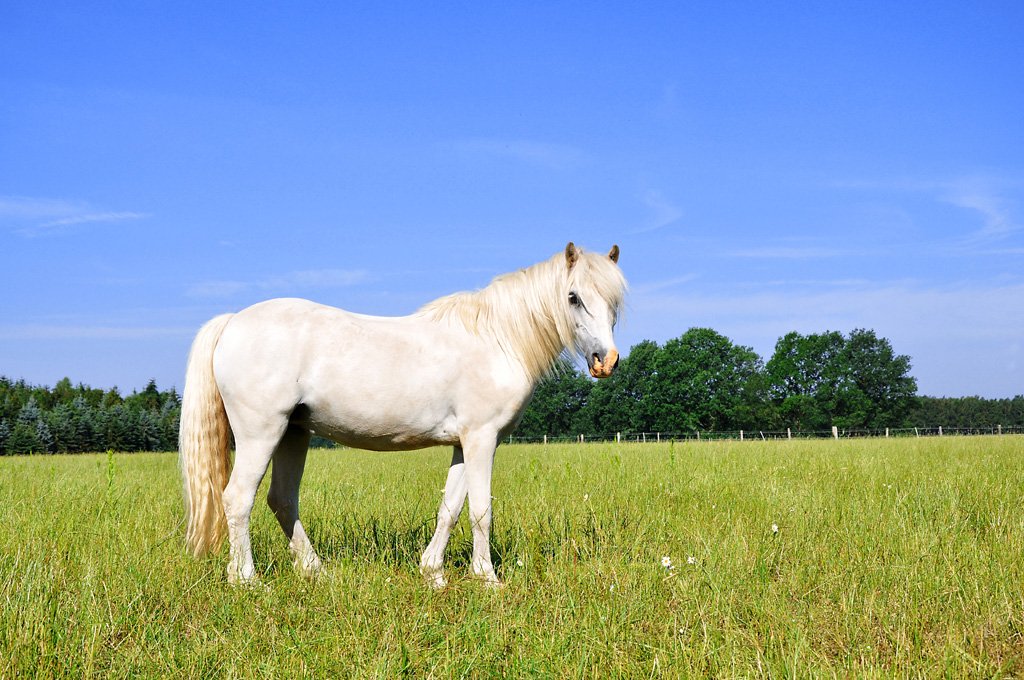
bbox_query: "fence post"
[938,426,943,436]
[998,424,1002,436]
[740,430,744,441]
[832,426,839,440]
[787,428,791,440]
[885,427,889,438]
[697,431,701,441]
[657,432,661,443]
[543,434,547,445]
[914,427,919,438]
[642,432,647,444]
[616,432,620,444]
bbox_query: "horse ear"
[608,245,620,263]
[565,242,579,269]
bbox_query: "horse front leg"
[463,432,500,586]
[420,446,467,589]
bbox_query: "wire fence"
[507,425,1024,445]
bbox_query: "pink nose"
[589,348,619,379]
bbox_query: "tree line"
[516,328,1024,438]
[2,327,1022,454]
[0,377,180,455]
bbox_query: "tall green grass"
[1,437,1021,677]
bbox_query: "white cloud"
[632,274,700,294]
[38,211,150,229]
[1,195,149,237]
[630,189,682,234]
[940,178,1019,245]
[0,324,192,340]
[187,268,369,298]
[0,196,83,219]
[833,175,1022,249]
[728,246,841,259]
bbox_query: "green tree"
[516,361,593,437]
[7,422,40,454]
[48,404,77,453]
[765,331,846,430]
[159,396,181,450]
[125,379,163,412]
[650,328,767,432]
[839,329,917,428]
[767,329,917,430]
[0,419,9,455]
[102,387,123,409]
[578,339,660,434]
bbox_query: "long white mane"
[416,248,627,382]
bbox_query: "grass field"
[1,437,1022,677]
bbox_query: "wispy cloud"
[633,274,699,294]
[0,324,193,340]
[729,246,841,259]
[834,175,1022,251]
[187,268,370,298]
[0,196,83,220]
[1,195,150,237]
[940,178,1020,246]
[630,189,682,234]
[39,211,149,230]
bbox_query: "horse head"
[564,242,625,379]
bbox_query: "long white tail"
[179,313,234,557]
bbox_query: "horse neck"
[422,255,573,383]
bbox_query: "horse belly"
[301,404,461,451]
[296,360,464,451]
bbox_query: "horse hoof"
[422,570,447,590]
[295,553,323,581]
[227,573,265,590]
[227,564,258,587]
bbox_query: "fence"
[508,425,1024,445]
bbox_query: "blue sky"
[2,2,1022,398]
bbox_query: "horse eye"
[568,292,580,306]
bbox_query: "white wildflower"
[516,559,524,567]
[661,556,673,569]
[687,556,696,565]
[771,523,779,534]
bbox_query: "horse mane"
[416,247,627,382]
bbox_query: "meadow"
[1,437,1021,677]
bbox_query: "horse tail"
[179,313,234,557]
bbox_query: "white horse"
[179,242,626,587]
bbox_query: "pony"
[179,242,626,587]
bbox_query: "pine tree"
[0,419,10,455]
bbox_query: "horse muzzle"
[589,348,619,379]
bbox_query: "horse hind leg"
[222,418,288,585]
[266,425,322,579]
